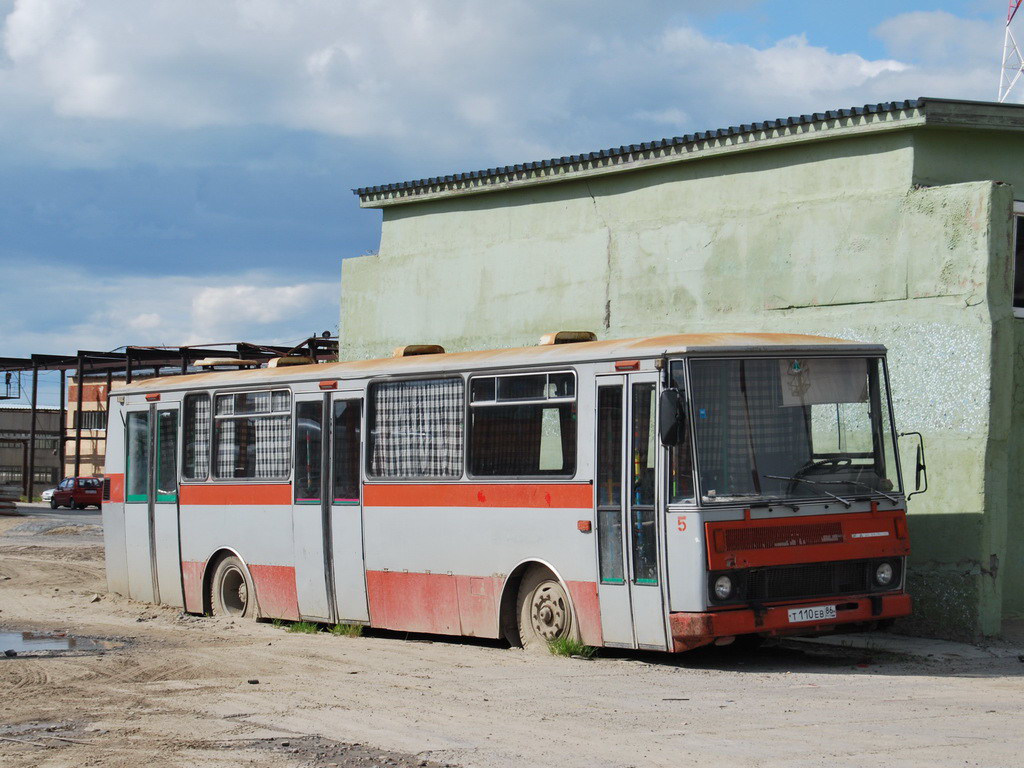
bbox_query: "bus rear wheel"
[517,568,577,651]
[209,556,256,619]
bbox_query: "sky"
[0,0,1012,406]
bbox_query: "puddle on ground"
[1,630,107,655]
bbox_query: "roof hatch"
[267,356,317,368]
[194,357,261,369]
[392,344,446,357]
[538,331,597,346]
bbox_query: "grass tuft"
[547,636,597,659]
[329,623,364,637]
[269,619,364,637]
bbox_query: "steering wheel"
[786,457,851,494]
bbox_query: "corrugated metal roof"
[114,332,885,395]
[353,99,923,201]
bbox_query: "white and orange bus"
[102,332,916,652]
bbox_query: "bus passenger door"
[328,395,369,623]
[124,404,183,606]
[152,404,183,607]
[292,394,333,621]
[124,408,156,603]
[594,374,668,650]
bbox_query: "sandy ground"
[1,509,1023,768]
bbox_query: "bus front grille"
[723,520,844,552]
[746,560,871,602]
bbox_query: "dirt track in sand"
[1,514,1023,768]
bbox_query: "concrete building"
[343,97,1024,642]
[0,407,61,493]
[64,376,118,478]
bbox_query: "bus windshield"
[688,357,900,504]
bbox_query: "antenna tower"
[1000,1,1024,101]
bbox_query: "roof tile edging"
[353,99,925,205]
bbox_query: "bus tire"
[209,556,256,619]
[517,567,577,651]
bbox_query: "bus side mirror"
[899,431,928,499]
[659,388,686,447]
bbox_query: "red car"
[50,477,103,510]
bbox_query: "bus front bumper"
[669,593,912,653]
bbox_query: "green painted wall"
[342,128,1018,640]
[913,128,1024,625]
[1007,324,1024,622]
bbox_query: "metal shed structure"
[0,337,338,500]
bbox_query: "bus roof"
[114,332,885,395]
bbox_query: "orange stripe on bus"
[179,484,292,506]
[363,483,593,509]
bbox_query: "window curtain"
[185,396,211,480]
[371,379,463,477]
[255,415,291,479]
[216,420,236,478]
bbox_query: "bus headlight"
[713,575,733,600]
[875,562,895,587]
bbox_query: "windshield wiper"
[763,474,852,508]
[813,478,899,505]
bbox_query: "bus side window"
[294,400,323,503]
[213,390,292,480]
[368,378,464,479]
[332,400,361,504]
[156,410,178,502]
[182,393,211,481]
[125,411,150,502]
[468,371,577,478]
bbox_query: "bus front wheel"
[209,556,256,619]
[517,568,577,651]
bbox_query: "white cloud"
[640,29,908,126]
[632,108,691,127]
[191,284,329,330]
[128,312,161,331]
[0,2,1006,170]
[2,1,717,148]
[0,261,338,355]
[865,11,1002,104]
[874,11,1000,65]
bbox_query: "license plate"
[787,604,837,624]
